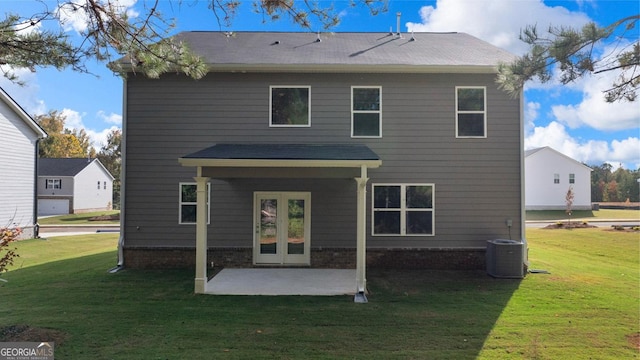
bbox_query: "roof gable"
[128,31,516,73]
[38,158,114,179]
[0,87,47,138]
[525,147,592,171]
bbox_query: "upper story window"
[372,184,434,236]
[351,86,382,138]
[456,86,486,138]
[270,86,311,127]
[554,174,560,184]
[179,182,211,225]
[97,181,100,189]
[45,179,61,189]
[569,174,575,184]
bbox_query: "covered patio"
[178,144,381,302]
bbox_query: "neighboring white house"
[0,87,48,239]
[38,158,114,215]
[525,147,592,210]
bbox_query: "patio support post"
[194,172,210,294]
[354,165,368,303]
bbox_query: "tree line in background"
[590,163,640,203]
[36,111,121,209]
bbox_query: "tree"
[2,0,387,82]
[36,110,94,157]
[565,186,574,225]
[97,129,121,208]
[498,15,640,102]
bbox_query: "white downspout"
[354,165,369,303]
[519,88,529,268]
[110,79,127,273]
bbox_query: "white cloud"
[525,121,640,169]
[0,67,46,116]
[97,110,122,125]
[405,0,591,55]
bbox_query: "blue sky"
[2,0,639,169]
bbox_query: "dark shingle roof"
[183,144,380,161]
[38,158,94,176]
[164,31,515,72]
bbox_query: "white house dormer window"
[46,179,61,189]
[269,86,311,127]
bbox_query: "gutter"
[109,79,127,273]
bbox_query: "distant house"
[38,158,114,215]
[0,87,47,239]
[525,147,592,210]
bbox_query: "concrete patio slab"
[205,268,357,296]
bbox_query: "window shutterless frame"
[351,86,382,138]
[455,86,487,138]
[269,86,311,127]
[179,182,211,225]
[371,183,435,236]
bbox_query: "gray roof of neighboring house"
[183,144,380,161]
[38,158,115,178]
[129,31,516,73]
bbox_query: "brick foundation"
[123,247,486,270]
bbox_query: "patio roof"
[179,143,382,168]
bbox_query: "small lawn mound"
[0,324,67,345]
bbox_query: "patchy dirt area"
[0,325,67,344]
[628,333,640,351]
[89,214,120,221]
[543,222,598,229]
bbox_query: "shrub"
[0,226,21,274]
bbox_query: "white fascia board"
[179,158,382,168]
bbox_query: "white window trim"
[569,173,575,184]
[179,182,211,225]
[455,86,487,138]
[269,85,311,128]
[554,174,560,184]
[351,86,382,138]
[371,183,435,237]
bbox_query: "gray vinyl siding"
[124,71,521,250]
[0,100,39,233]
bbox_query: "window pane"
[458,113,485,136]
[181,204,196,223]
[271,88,309,125]
[287,199,305,255]
[181,184,197,202]
[407,186,433,208]
[458,88,484,111]
[374,186,401,208]
[353,88,380,110]
[407,211,433,235]
[374,211,400,234]
[353,113,380,136]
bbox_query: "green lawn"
[1,229,638,359]
[37,210,120,225]
[526,209,640,221]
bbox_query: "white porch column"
[354,165,368,303]
[194,173,210,294]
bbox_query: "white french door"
[254,192,311,265]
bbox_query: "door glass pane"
[287,199,305,255]
[260,199,277,254]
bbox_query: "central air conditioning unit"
[486,239,524,278]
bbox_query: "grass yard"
[1,229,638,359]
[37,210,120,225]
[526,209,640,221]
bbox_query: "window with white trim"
[554,174,560,184]
[179,182,211,224]
[569,173,575,184]
[372,184,434,236]
[45,179,61,189]
[97,181,101,190]
[352,86,381,137]
[270,86,311,127]
[456,86,486,138]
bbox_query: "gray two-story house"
[117,31,525,295]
